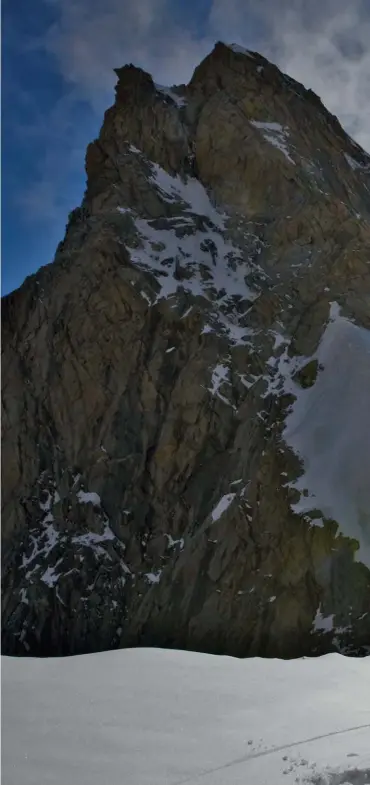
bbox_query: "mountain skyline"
[3,0,370,294]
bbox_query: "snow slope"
[2,648,370,785]
[282,304,370,566]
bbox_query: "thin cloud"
[12,86,95,224]
[15,0,370,226]
[17,0,212,221]
[40,0,212,103]
[39,0,370,149]
[262,0,370,151]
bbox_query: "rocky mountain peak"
[2,42,370,658]
[114,64,156,104]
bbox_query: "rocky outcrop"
[2,41,370,657]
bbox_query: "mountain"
[2,41,370,658]
[3,648,370,784]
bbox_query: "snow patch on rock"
[145,570,162,584]
[313,605,335,633]
[344,153,370,172]
[208,362,236,408]
[250,120,295,165]
[120,161,257,345]
[154,83,186,107]
[211,493,236,522]
[228,43,255,58]
[76,490,101,506]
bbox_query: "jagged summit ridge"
[113,41,370,171]
[2,42,370,658]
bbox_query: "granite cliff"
[2,42,370,657]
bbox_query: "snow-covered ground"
[2,648,370,785]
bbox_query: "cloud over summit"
[5,0,370,269]
[41,0,370,150]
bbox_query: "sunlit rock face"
[2,41,370,658]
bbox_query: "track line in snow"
[174,723,370,785]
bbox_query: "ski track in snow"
[175,724,370,785]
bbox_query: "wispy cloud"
[259,0,370,151]
[39,0,370,146]
[209,0,370,149]
[15,132,87,223]
[9,0,370,228]
[8,82,96,224]
[40,0,213,103]
[12,0,213,223]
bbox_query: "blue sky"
[2,0,369,295]
[2,0,102,294]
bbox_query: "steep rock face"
[2,41,370,657]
